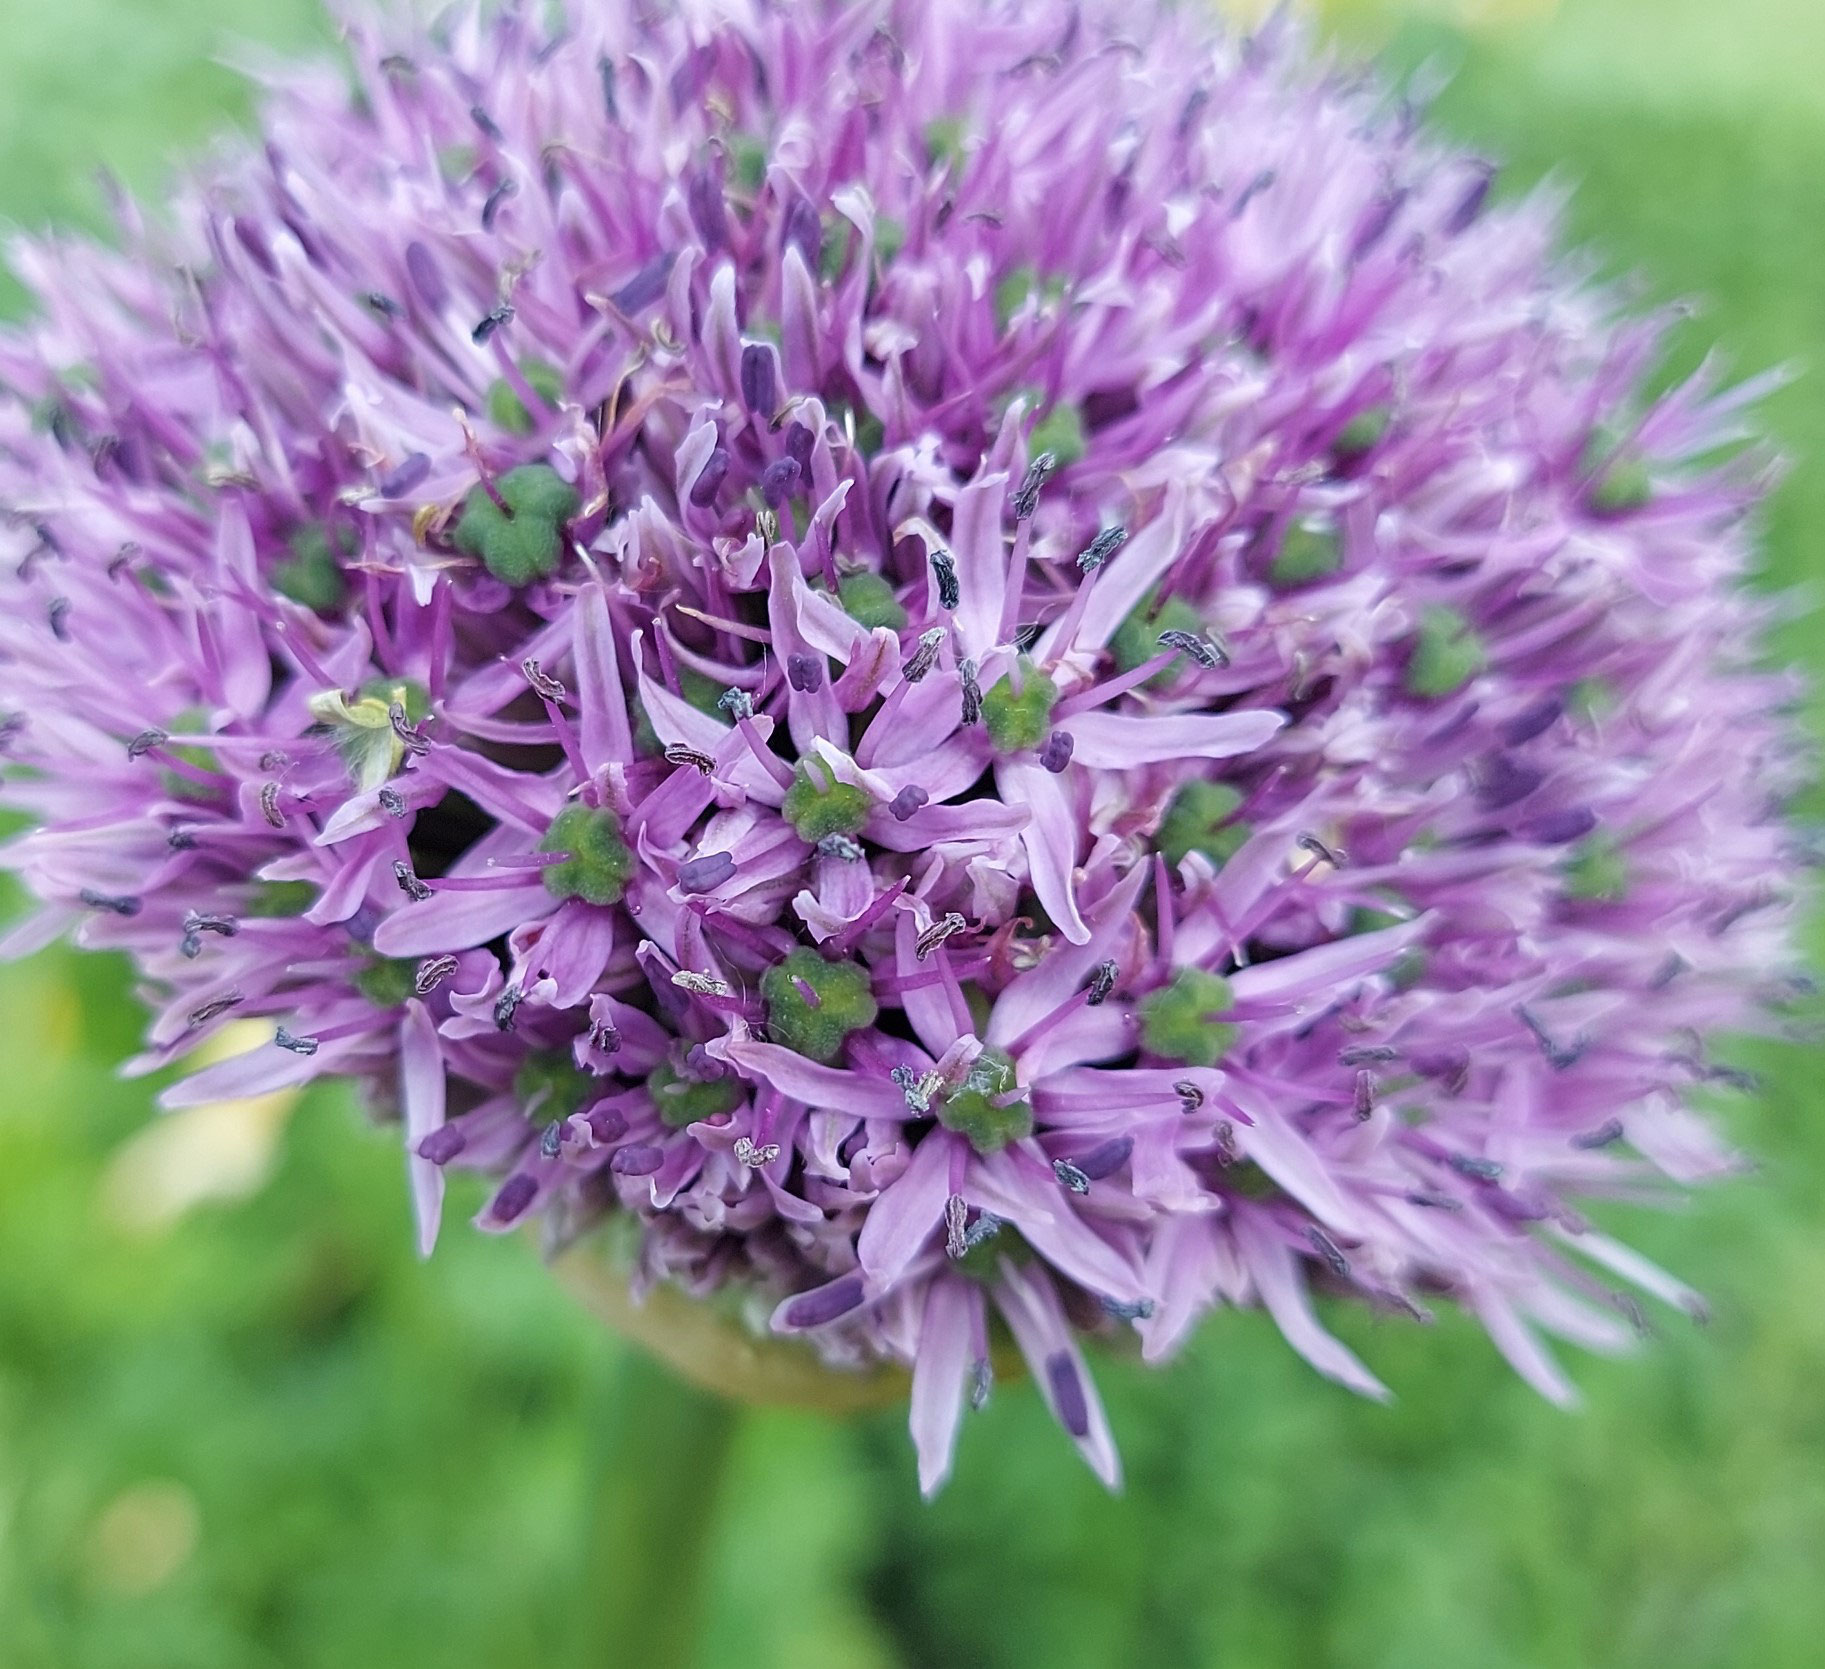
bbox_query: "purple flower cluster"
[0,0,1803,1491]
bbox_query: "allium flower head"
[0,0,1804,1492]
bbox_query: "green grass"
[2,1,1823,1664]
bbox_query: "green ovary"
[936,1047,1034,1155]
[761,949,878,1064]
[539,805,635,906]
[1138,969,1238,1067]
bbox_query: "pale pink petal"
[400,1000,446,1258]
[910,1278,978,1498]
[998,759,1089,944]
[1067,708,1286,769]
[994,1261,1122,1488]
[859,1129,958,1283]
[1234,1208,1390,1399]
[371,882,549,956]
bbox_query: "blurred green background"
[2,1,1822,1664]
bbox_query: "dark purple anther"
[1307,1226,1351,1277]
[48,598,72,641]
[489,1172,538,1224]
[80,888,141,917]
[379,452,432,498]
[586,1107,628,1145]
[393,860,432,902]
[782,1275,866,1330]
[1078,526,1127,572]
[690,446,730,507]
[678,851,737,894]
[273,1027,318,1056]
[1013,452,1056,520]
[1071,1136,1133,1182]
[889,786,929,822]
[404,241,446,310]
[1444,161,1497,234]
[415,954,459,995]
[417,1124,466,1165]
[782,194,821,263]
[611,1144,665,1177]
[1522,806,1598,846]
[1353,1069,1375,1121]
[1499,695,1564,747]
[1476,753,1544,811]
[787,653,825,693]
[1052,1158,1091,1195]
[740,343,776,416]
[930,550,960,611]
[472,303,514,345]
[481,177,516,230]
[469,103,503,142]
[1084,958,1117,1006]
[760,455,801,508]
[608,253,674,315]
[687,169,730,251]
[784,422,814,470]
[1040,730,1074,773]
[1045,1351,1090,1437]
[959,659,982,726]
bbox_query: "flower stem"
[579,1345,739,1668]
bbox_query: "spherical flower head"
[0,0,1805,1496]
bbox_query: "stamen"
[1077,526,1127,572]
[393,860,432,902]
[816,833,864,861]
[1307,1226,1350,1277]
[1340,1045,1399,1065]
[274,1027,319,1056]
[959,660,982,725]
[1174,1078,1204,1110]
[786,653,824,693]
[715,687,754,721]
[481,178,516,229]
[672,970,733,998]
[415,954,459,995]
[522,658,566,702]
[916,913,968,961]
[889,785,929,821]
[969,1358,993,1410]
[1085,959,1117,1006]
[740,342,776,417]
[260,782,285,828]
[79,888,141,917]
[127,728,168,760]
[187,992,245,1028]
[964,1212,1002,1249]
[540,1119,564,1158]
[1158,627,1226,668]
[493,983,522,1030]
[389,703,430,755]
[663,742,716,775]
[1052,1158,1091,1194]
[677,851,737,895]
[1407,1189,1463,1210]
[48,597,72,641]
[1353,1069,1375,1121]
[588,1016,620,1054]
[472,302,514,345]
[1448,1154,1503,1181]
[1102,1296,1155,1322]
[945,1193,970,1258]
[1297,832,1346,867]
[733,1136,782,1167]
[1013,452,1056,521]
[904,628,946,682]
[930,551,960,611]
[1039,729,1074,773]
[1570,1117,1625,1150]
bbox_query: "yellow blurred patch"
[97,1019,300,1235]
[84,1480,201,1598]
